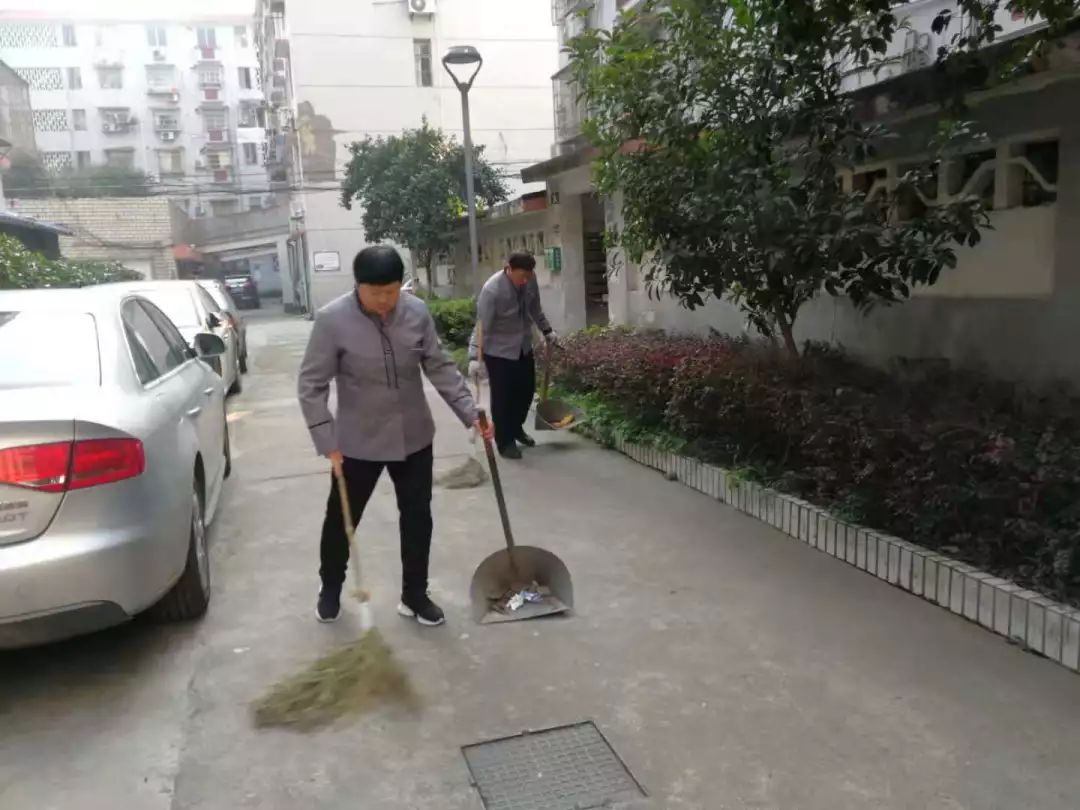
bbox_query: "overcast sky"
[0,0,253,18]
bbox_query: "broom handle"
[334,463,367,600]
[477,409,516,552]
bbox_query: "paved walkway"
[3,310,1079,810]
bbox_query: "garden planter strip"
[605,434,1080,675]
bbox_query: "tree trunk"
[775,309,799,359]
[421,251,434,294]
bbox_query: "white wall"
[282,0,558,309]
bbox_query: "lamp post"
[442,45,483,286]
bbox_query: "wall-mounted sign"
[312,250,340,273]
[545,246,562,273]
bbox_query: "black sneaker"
[397,593,446,626]
[316,587,341,623]
[499,443,522,460]
[516,432,536,448]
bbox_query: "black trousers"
[319,445,433,600]
[484,351,536,450]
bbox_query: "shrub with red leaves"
[554,328,1080,607]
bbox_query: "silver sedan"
[0,285,231,648]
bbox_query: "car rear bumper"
[0,522,180,649]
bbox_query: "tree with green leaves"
[340,119,509,292]
[570,0,1077,357]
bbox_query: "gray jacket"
[469,271,551,361]
[298,291,478,462]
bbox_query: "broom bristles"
[252,628,417,731]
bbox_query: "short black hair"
[353,245,405,285]
[506,250,536,272]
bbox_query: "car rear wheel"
[150,482,210,622]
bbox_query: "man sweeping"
[298,245,493,626]
[468,251,556,459]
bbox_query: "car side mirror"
[207,312,222,329]
[194,333,226,358]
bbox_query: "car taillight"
[0,439,144,493]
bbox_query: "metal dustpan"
[534,341,586,432]
[469,410,574,624]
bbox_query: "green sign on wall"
[545,246,562,273]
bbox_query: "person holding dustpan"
[298,245,493,626]
[468,250,556,459]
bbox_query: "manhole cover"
[462,721,645,810]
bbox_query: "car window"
[140,301,193,361]
[196,286,222,316]
[202,283,230,311]
[122,300,186,384]
[136,287,201,329]
[0,310,101,388]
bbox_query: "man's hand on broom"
[327,449,344,478]
[473,418,494,443]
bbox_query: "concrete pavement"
[3,307,1080,810]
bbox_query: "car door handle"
[203,387,215,396]
[186,406,202,417]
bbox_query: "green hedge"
[0,234,141,290]
[427,296,476,349]
[553,327,1080,608]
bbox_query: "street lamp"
[442,45,483,286]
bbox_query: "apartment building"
[255,0,557,311]
[0,12,272,217]
[520,0,1080,385]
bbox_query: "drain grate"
[462,721,645,810]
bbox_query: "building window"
[157,149,184,175]
[197,27,217,49]
[146,65,176,91]
[73,109,87,130]
[205,151,231,170]
[32,109,69,132]
[98,66,123,89]
[202,109,227,131]
[75,150,91,169]
[62,24,76,47]
[243,142,259,165]
[234,25,249,48]
[66,66,82,89]
[105,148,135,169]
[1021,140,1058,207]
[198,65,223,86]
[414,39,433,87]
[147,26,166,47]
[238,67,253,89]
[238,103,259,127]
[153,110,180,131]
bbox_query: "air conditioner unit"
[409,0,436,15]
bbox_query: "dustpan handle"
[477,409,515,552]
[539,338,553,405]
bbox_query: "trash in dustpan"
[470,545,573,624]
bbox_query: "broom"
[436,320,488,490]
[252,462,416,731]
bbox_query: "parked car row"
[0,279,251,649]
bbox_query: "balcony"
[147,85,180,103]
[101,111,135,134]
[198,71,224,89]
[552,69,586,148]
